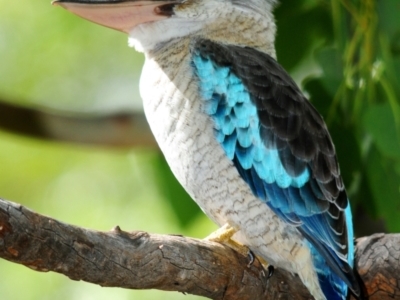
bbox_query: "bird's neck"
[130,6,277,59]
[200,10,277,59]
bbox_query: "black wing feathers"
[193,39,346,209]
[192,40,364,298]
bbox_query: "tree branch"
[0,198,399,300]
[0,100,156,148]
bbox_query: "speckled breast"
[138,44,311,274]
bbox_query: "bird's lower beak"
[52,0,177,33]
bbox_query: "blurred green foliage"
[0,0,399,299]
[277,0,400,233]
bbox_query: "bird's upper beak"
[52,0,177,33]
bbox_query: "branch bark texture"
[0,198,399,300]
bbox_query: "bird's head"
[54,0,277,54]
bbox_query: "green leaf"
[275,0,333,70]
[363,103,400,159]
[303,76,334,116]
[377,0,400,50]
[314,47,343,96]
[365,146,400,232]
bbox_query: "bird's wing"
[191,39,360,297]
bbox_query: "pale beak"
[52,0,177,33]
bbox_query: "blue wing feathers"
[249,167,267,200]
[214,96,227,118]
[221,130,236,159]
[235,143,254,169]
[308,242,348,300]
[204,93,220,115]
[214,128,225,143]
[236,126,253,148]
[192,40,361,299]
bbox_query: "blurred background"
[0,0,399,299]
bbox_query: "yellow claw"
[205,223,270,267]
[204,224,252,258]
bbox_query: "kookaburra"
[53,1,362,299]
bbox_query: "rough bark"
[0,198,399,300]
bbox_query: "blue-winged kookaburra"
[53,1,362,299]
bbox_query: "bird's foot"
[205,224,272,271]
[205,224,274,278]
[205,224,250,257]
[205,224,255,260]
[267,265,274,278]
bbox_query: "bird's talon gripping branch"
[247,250,255,267]
[204,224,250,258]
[205,225,270,269]
[267,265,274,278]
[204,223,236,242]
